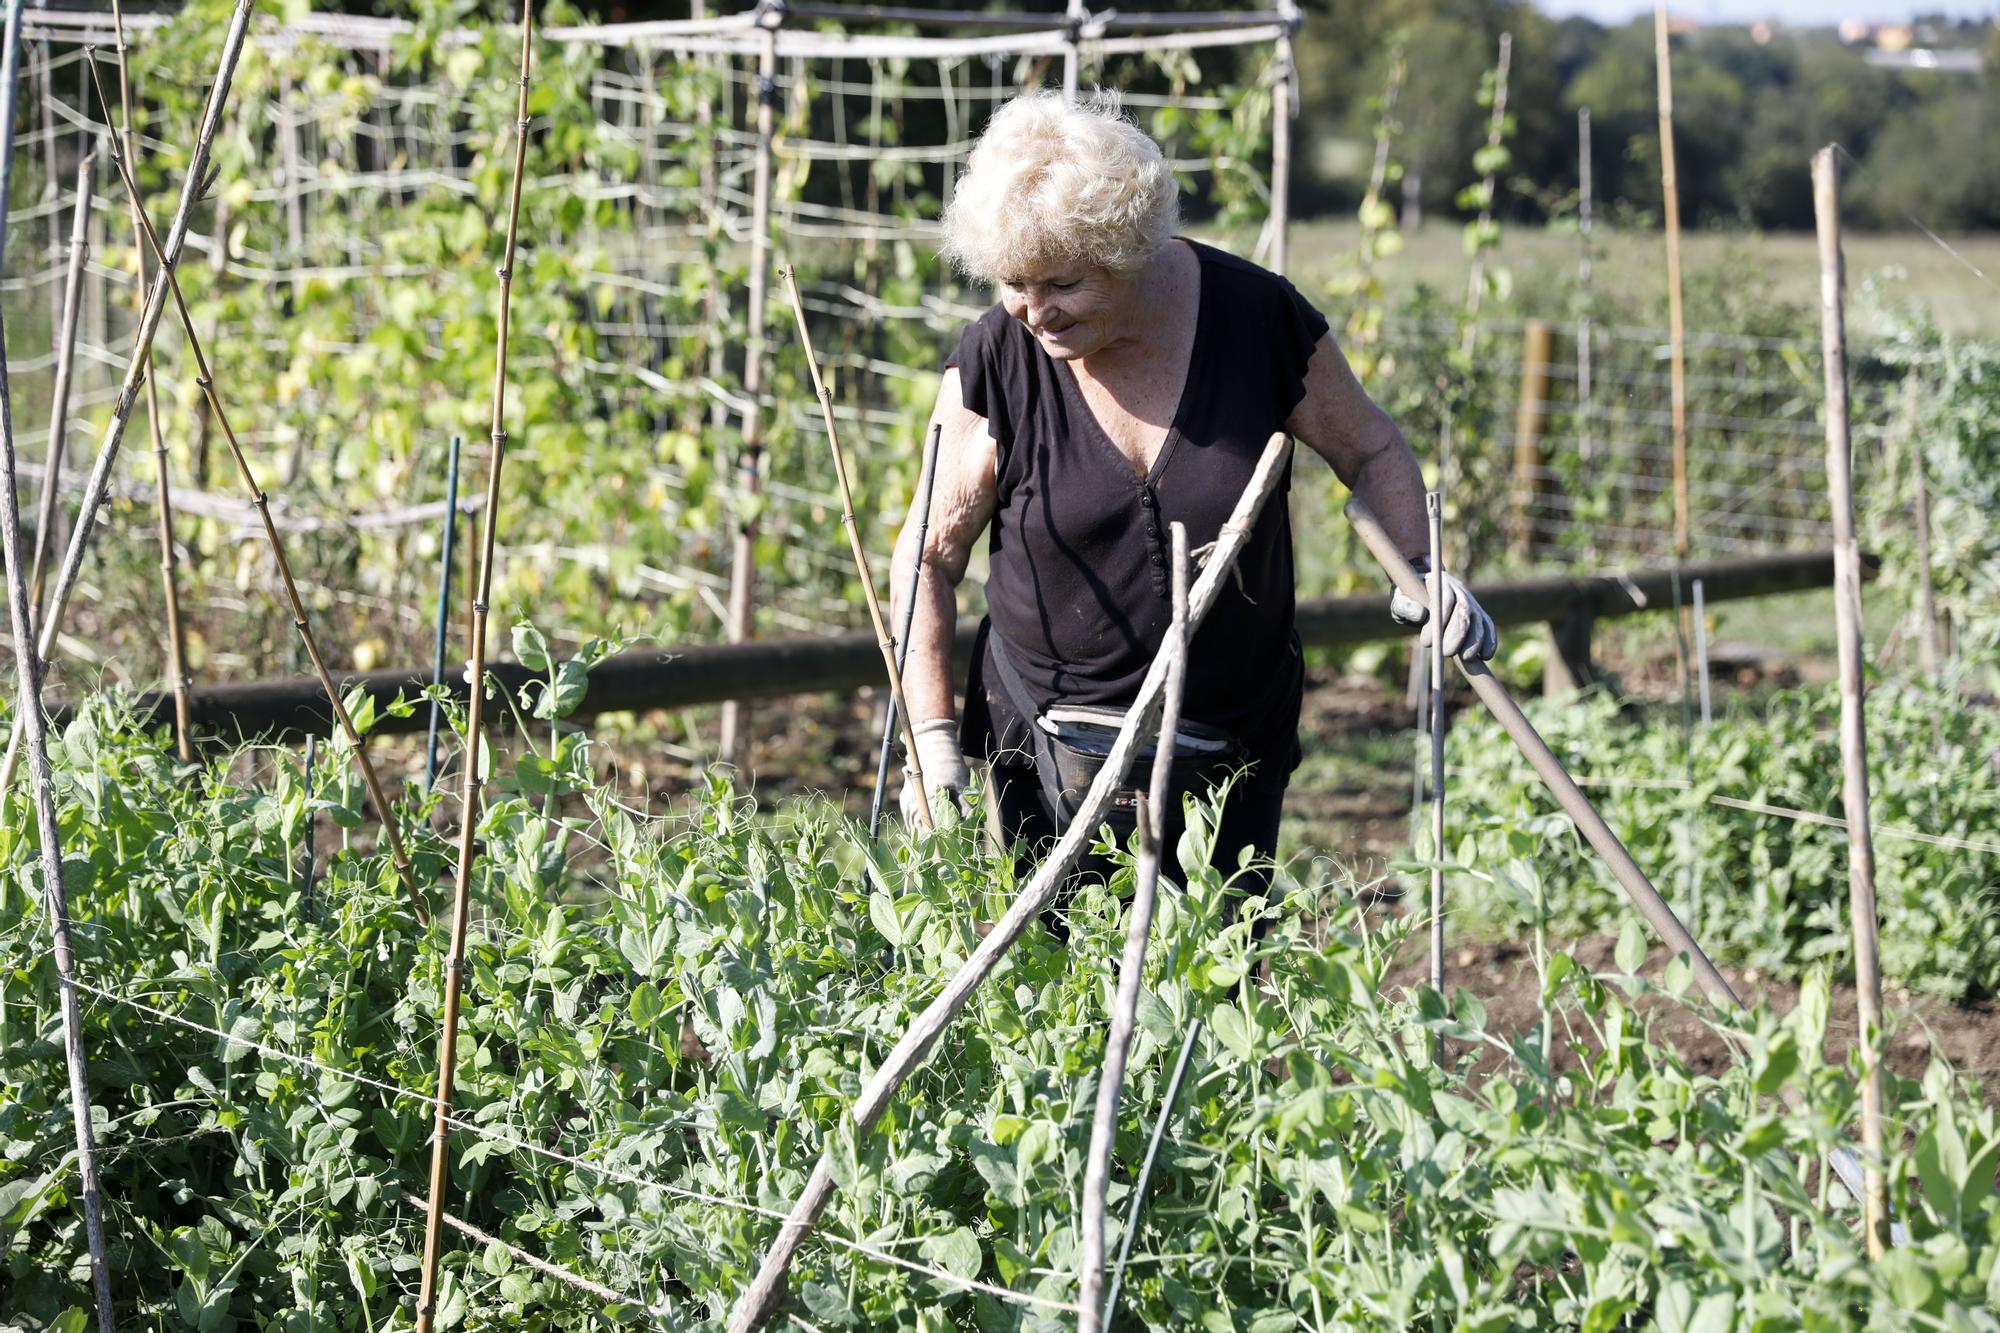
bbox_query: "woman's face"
[996,262,1135,361]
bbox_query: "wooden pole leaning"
[1426,495,1447,1014]
[1654,0,1690,564]
[778,265,934,832]
[728,434,1292,1333]
[110,0,195,763]
[0,0,255,794]
[1080,522,1189,1333]
[1811,144,1889,1260]
[1345,494,1742,1013]
[415,14,535,1329]
[84,55,427,925]
[719,14,780,767]
[870,421,942,838]
[27,152,92,617]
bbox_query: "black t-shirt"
[947,239,1330,793]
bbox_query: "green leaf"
[512,622,553,674]
[1211,1004,1255,1063]
[918,1226,981,1281]
[1615,917,1647,975]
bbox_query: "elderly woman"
[890,91,1495,887]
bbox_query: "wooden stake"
[1655,2,1690,563]
[728,435,1293,1333]
[110,0,196,764]
[869,422,942,838]
[777,265,934,833]
[1577,106,1594,466]
[1100,1016,1201,1328]
[85,55,427,923]
[1812,143,1889,1261]
[1905,375,1940,679]
[415,14,535,1326]
[426,435,464,790]
[1062,0,1084,101]
[1081,522,1189,1333]
[0,0,256,794]
[1268,23,1294,276]
[27,153,93,617]
[1426,495,1446,1016]
[1509,319,1552,561]
[719,18,779,767]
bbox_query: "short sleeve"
[942,305,1018,471]
[1269,271,1331,424]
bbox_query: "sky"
[1535,0,1996,23]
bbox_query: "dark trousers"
[988,762,1285,935]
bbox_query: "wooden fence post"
[1654,2,1689,565]
[1510,318,1552,562]
[1812,143,1890,1261]
[1576,106,1594,466]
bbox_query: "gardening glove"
[1390,556,1499,662]
[900,716,972,829]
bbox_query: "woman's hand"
[1390,558,1498,661]
[899,717,973,828]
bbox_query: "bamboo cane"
[27,153,92,617]
[110,0,195,763]
[1080,522,1188,1333]
[1812,143,1889,1260]
[718,17,779,767]
[84,54,427,924]
[1577,106,1594,468]
[869,421,941,837]
[1267,22,1294,276]
[778,265,933,832]
[728,434,1291,1333]
[0,0,255,793]
[1101,1016,1201,1330]
[1426,494,1446,1017]
[1654,1,1689,565]
[425,435,463,790]
[415,13,535,1328]
[1905,375,1939,679]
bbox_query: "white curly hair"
[941,90,1179,283]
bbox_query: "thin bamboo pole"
[1577,106,1594,466]
[415,15,535,1327]
[718,18,779,767]
[111,0,195,764]
[1080,522,1188,1333]
[1654,1,1689,563]
[1693,577,1711,725]
[870,421,941,838]
[1426,495,1446,1011]
[728,434,1291,1333]
[1812,143,1889,1260]
[1267,25,1293,276]
[1100,1016,1200,1329]
[27,153,92,617]
[425,435,463,790]
[778,265,933,831]
[85,55,427,924]
[1460,31,1511,358]
[1062,0,1084,100]
[0,0,256,794]
[0,20,114,1331]
[1905,375,1939,678]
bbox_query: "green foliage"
[2,703,1997,1327]
[1441,683,2000,1001]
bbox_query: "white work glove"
[900,717,972,829]
[1391,556,1498,661]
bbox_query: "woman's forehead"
[1000,259,1095,286]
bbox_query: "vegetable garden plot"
[2,699,1998,1329]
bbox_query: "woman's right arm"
[891,366,999,725]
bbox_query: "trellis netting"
[1,2,1292,690]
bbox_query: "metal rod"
[1346,493,1742,1013]
[778,265,934,832]
[1081,523,1189,1333]
[869,422,940,837]
[1102,1017,1202,1330]
[111,0,195,765]
[1812,142,1889,1260]
[1426,494,1446,1019]
[84,52,428,922]
[426,434,463,790]
[415,14,535,1327]
[0,0,257,794]
[27,153,92,617]
[718,19,778,767]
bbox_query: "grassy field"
[1276,220,2000,341]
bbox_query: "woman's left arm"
[1286,331,1498,660]
[1285,330,1429,558]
